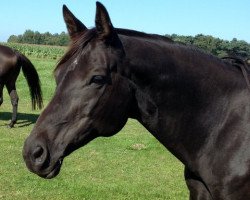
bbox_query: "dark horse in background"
[0,45,43,127]
[23,2,250,199]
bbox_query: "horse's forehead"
[55,45,111,83]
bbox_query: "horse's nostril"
[32,146,45,163]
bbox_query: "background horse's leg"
[184,167,212,200]
[0,83,3,106]
[6,84,19,128]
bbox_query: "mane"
[115,28,225,66]
[56,27,240,73]
[116,28,174,43]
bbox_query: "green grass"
[0,57,189,199]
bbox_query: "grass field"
[0,57,189,199]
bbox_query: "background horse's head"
[23,2,134,179]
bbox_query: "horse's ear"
[63,5,87,39]
[95,2,114,39]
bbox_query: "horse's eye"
[90,75,107,85]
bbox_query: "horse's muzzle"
[22,135,63,179]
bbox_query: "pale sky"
[1,0,249,43]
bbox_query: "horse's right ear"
[95,2,114,39]
[63,5,87,39]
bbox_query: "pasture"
[0,49,188,199]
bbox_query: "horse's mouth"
[41,158,63,179]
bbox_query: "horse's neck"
[123,39,249,166]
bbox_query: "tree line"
[7,30,250,58]
[167,34,250,59]
[8,30,69,46]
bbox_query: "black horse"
[23,2,250,199]
[0,45,43,127]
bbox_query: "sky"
[1,0,250,43]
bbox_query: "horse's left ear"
[95,2,115,39]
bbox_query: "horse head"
[23,2,134,179]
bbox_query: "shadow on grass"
[0,112,39,127]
